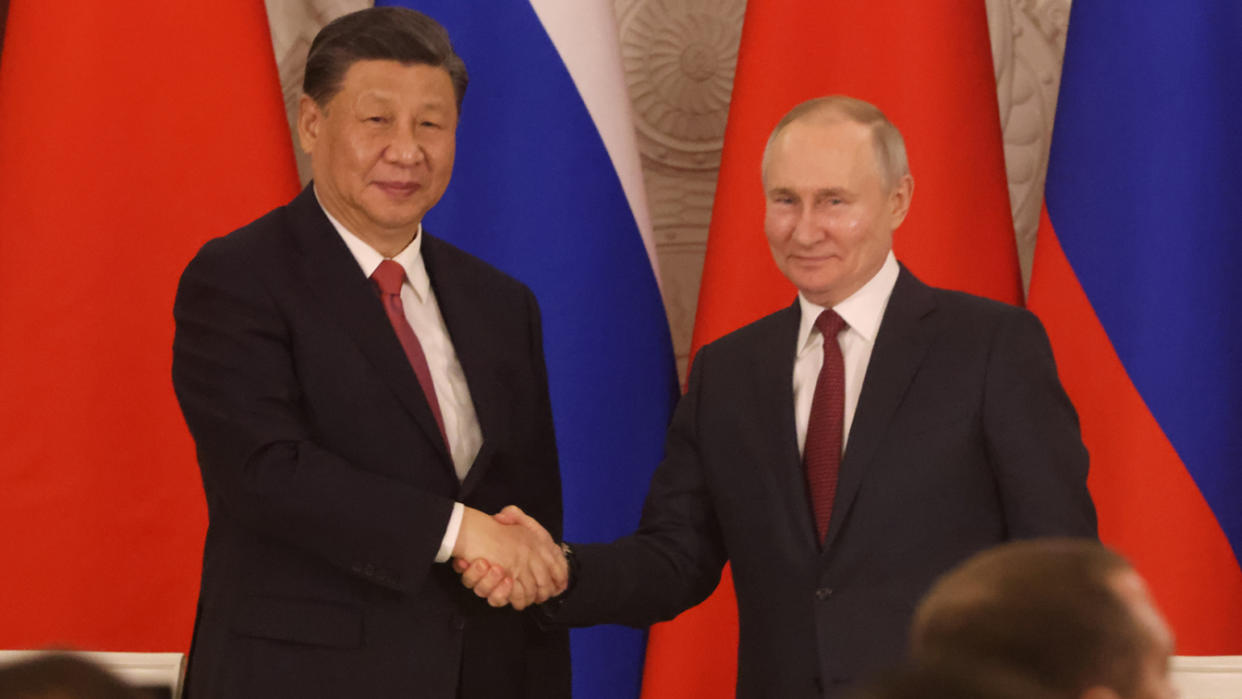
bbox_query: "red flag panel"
[0,1,299,650]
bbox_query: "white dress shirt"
[793,251,900,457]
[318,195,476,562]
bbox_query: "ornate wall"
[264,0,372,181]
[264,0,1073,379]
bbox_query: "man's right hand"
[451,506,567,610]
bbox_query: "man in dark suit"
[461,95,1097,697]
[172,8,568,698]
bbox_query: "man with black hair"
[172,8,568,697]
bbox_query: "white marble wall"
[264,0,1073,380]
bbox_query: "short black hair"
[303,7,468,111]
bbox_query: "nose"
[790,203,822,246]
[384,124,424,166]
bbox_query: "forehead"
[333,59,456,109]
[765,117,881,187]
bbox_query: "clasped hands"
[451,505,566,610]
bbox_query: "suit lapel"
[286,187,453,470]
[751,301,821,552]
[420,234,500,497]
[821,266,937,554]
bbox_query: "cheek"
[765,208,796,238]
[340,131,385,171]
[829,212,866,247]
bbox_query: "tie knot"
[815,309,847,339]
[371,259,407,296]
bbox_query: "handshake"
[450,505,569,610]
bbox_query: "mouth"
[373,181,421,197]
[791,254,836,265]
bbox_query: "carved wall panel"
[264,0,373,183]
[615,0,745,378]
[988,0,1073,290]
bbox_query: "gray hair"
[761,95,910,190]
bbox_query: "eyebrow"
[766,186,852,198]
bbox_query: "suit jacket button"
[815,587,833,601]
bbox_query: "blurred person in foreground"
[0,654,142,699]
[847,662,1058,699]
[912,538,1177,699]
[172,7,568,697]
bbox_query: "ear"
[296,94,324,155]
[888,174,914,229]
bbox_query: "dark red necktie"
[804,310,847,545]
[371,259,448,447]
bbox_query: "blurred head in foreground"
[848,662,1058,699]
[0,654,142,699]
[911,538,1176,699]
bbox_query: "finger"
[488,576,516,608]
[550,555,569,594]
[494,504,526,525]
[460,558,492,589]
[471,564,507,598]
[520,517,552,542]
[508,578,534,611]
[523,555,556,603]
[452,558,470,574]
[537,541,568,591]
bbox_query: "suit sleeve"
[983,308,1098,538]
[172,238,454,593]
[552,345,727,627]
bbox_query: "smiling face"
[298,59,457,256]
[763,115,912,307]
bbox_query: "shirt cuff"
[435,501,465,563]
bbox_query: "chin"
[365,207,424,229]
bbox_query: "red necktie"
[371,259,448,447]
[804,310,847,545]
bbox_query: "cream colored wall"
[263,0,1073,380]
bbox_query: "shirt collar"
[796,251,900,354]
[314,187,432,303]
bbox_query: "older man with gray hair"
[463,95,1097,698]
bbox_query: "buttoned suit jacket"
[172,186,569,698]
[554,265,1096,698]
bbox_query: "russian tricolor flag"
[1029,2,1242,652]
[376,2,679,695]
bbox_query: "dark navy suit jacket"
[554,265,1096,698]
[173,186,569,698]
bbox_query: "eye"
[420,120,442,129]
[364,116,388,125]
